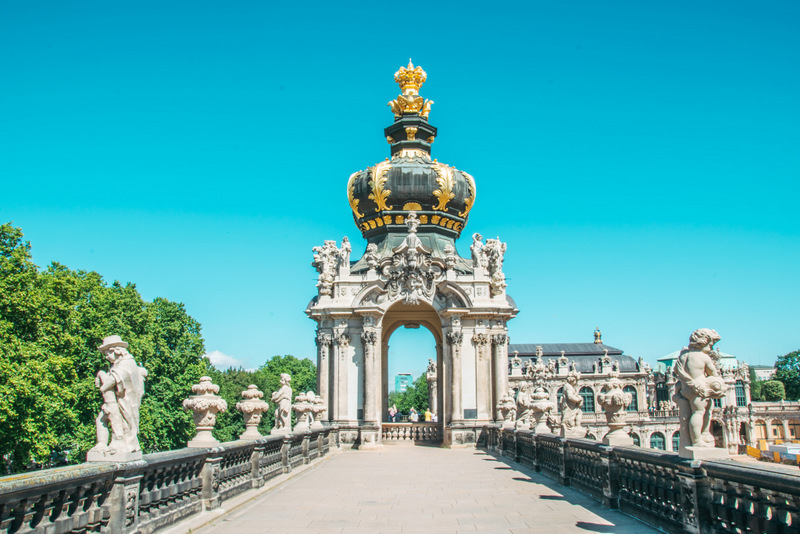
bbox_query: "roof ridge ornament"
[388,60,434,119]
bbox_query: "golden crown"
[394,59,427,94]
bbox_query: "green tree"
[749,367,764,401]
[388,372,429,417]
[0,223,207,472]
[775,349,800,400]
[760,380,786,402]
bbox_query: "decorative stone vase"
[496,390,517,430]
[236,385,269,440]
[597,378,633,446]
[292,391,316,433]
[310,394,326,430]
[183,376,228,447]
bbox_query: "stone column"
[492,333,508,421]
[446,330,463,422]
[334,332,350,421]
[361,329,379,424]
[473,333,491,420]
[316,332,332,421]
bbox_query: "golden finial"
[594,327,602,344]
[388,60,434,120]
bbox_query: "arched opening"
[623,386,638,412]
[671,431,680,452]
[579,387,595,413]
[770,419,785,441]
[380,301,444,443]
[385,325,437,422]
[630,432,641,446]
[650,432,666,450]
[788,420,800,441]
[754,420,768,442]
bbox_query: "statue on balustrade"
[673,328,728,457]
[271,373,293,435]
[560,369,586,438]
[88,335,148,462]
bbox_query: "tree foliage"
[0,223,207,473]
[775,349,800,400]
[387,372,429,417]
[760,380,786,402]
[208,355,317,442]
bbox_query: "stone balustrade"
[381,423,443,443]
[0,428,337,534]
[480,425,800,534]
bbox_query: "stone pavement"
[192,446,657,534]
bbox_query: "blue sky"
[2,1,798,382]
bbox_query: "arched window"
[650,432,666,450]
[556,387,564,412]
[623,386,638,412]
[579,387,595,413]
[672,431,680,452]
[735,380,747,407]
[630,432,640,446]
[655,383,670,407]
[789,420,800,440]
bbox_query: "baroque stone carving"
[236,385,269,440]
[560,369,587,438]
[443,243,456,270]
[292,391,316,433]
[270,373,293,435]
[470,233,487,269]
[483,237,507,296]
[497,390,517,429]
[88,335,148,462]
[517,354,555,433]
[446,330,463,346]
[381,213,442,305]
[672,328,728,456]
[312,240,341,296]
[364,243,379,270]
[597,375,633,445]
[183,376,228,447]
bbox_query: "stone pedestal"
[87,449,143,463]
[681,446,731,460]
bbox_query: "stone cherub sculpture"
[560,369,586,438]
[271,373,293,435]
[672,328,728,456]
[88,335,148,462]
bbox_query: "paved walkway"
[194,446,657,534]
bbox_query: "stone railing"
[0,428,337,534]
[481,425,800,534]
[381,423,443,443]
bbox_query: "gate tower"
[306,61,518,447]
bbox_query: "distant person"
[432,412,438,423]
[424,409,432,422]
[388,405,396,422]
[409,407,419,422]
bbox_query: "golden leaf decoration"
[458,170,477,218]
[432,163,455,211]
[368,161,393,212]
[347,171,364,219]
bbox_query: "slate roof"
[508,343,640,374]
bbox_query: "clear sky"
[2,1,798,382]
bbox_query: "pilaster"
[316,331,333,421]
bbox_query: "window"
[735,380,747,407]
[655,383,670,407]
[672,431,680,452]
[630,433,640,446]
[772,420,785,439]
[754,420,767,440]
[650,432,666,450]
[713,397,722,408]
[624,386,638,412]
[579,387,595,413]
[556,387,564,412]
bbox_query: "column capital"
[492,333,508,346]
[316,331,333,347]
[361,330,378,346]
[446,330,463,345]
[335,332,351,347]
[472,333,490,346]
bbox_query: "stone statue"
[672,328,728,457]
[560,370,586,438]
[340,236,352,271]
[443,243,456,270]
[88,335,148,462]
[311,240,340,296]
[271,373,293,435]
[470,233,486,269]
[364,243,379,270]
[483,237,507,296]
[497,389,517,429]
[427,358,437,375]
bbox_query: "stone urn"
[292,391,316,433]
[236,385,269,440]
[597,378,633,446]
[183,376,228,447]
[310,394,326,430]
[496,390,517,430]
